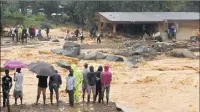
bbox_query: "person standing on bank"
[46,27,50,38]
[82,63,89,102]
[87,66,96,104]
[49,70,62,105]
[2,70,12,107]
[13,68,23,105]
[101,64,112,105]
[36,75,48,105]
[66,69,76,107]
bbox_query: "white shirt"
[11,27,15,35]
[66,76,76,91]
[14,72,23,91]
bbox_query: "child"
[2,70,12,107]
[66,69,76,106]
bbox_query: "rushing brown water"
[0,28,199,112]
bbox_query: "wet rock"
[56,60,71,69]
[51,48,63,54]
[77,53,85,60]
[63,42,80,55]
[133,46,158,57]
[37,36,50,41]
[152,42,174,52]
[175,41,187,48]
[52,39,60,42]
[105,55,124,62]
[63,42,80,49]
[62,47,80,58]
[124,56,138,68]
[170,49,196,59]
[143,47,158,56]
[84,52,106,60]
[188,47,200,52]
[58,36,64,39]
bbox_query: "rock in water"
[143,47,158,56]
[170,49,196,59]
[52,39,60,42]
[56,60,71,69]
[152,42,174,52]
[62,48,79,58]
[84,52,106,60]
[63,42,81,56]
[63,42,80,49]
[51,48,63,54]
[105,55,124,62]
[124,56,138,68]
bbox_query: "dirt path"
[0,28,199,112]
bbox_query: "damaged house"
[96,12,200,41]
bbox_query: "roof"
[98,12,200,23]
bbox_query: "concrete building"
[96,12,200,40]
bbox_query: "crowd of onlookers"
[9,25,50,44]
[2,63,112,107]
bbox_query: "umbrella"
[28,61,55,76]
[4,60,27,69]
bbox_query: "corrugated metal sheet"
[98,12,200,22]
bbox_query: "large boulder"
[63,42,81,55]
[133,46,158,57]
[188,47,200,52]
[124,56,138,68]
[170,49,196,59]
[51,48,63,54]
[105,55,124,62]
[84,52,106,60]
[152,42,174,52]
[63,42,80,49]
[52,39,60,42]
[62,47,80,57]
[56,60,71,69]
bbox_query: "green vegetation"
[0,1,199,30]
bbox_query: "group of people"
[65,26,102,44]
[1,63,112,107]
[10,25,50,44]
[10,25,28,43]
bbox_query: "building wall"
[159,20,199,41]
[176,21,199,40]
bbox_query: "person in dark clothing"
[94,66,103,103]
[87,66,96,104]
[36,75,48,105]
[22,27,28,44]
[46,27,49,38]
[2,70,12,107]
[97,32,102,44]
[74,28,80,38]
[29,26,32,39]
[49,70,62,105]
[80,29,84,43]
[15,26,19,42]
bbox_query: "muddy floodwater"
[0,29,199,112]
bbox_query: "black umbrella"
[28,61,55,76]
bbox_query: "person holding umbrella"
[13,68,23,105]
[27,61,55,105]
